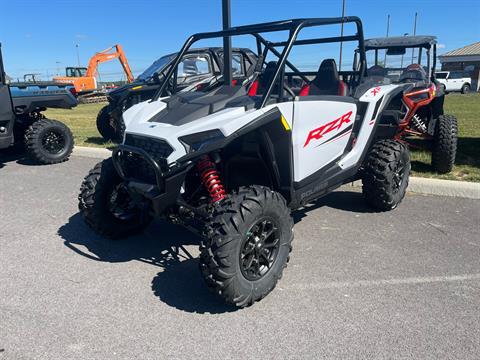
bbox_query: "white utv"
[79,17,411,307]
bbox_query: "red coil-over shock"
[196,155,226,202]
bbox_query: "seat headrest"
[313,59,339,87]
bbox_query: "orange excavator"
[54,44,134,102]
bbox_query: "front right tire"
[431,114,458,174]
[362,139,410,211]
[200,186,293,308]
[78,158,152,239]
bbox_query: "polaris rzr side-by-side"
[361,36,457,173]
[96,47,257,142]
[0,43,75,165]
[79,17,412,307]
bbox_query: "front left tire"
[78,158,152,239]
[200,186,293,308]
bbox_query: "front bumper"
[112,144,192,215]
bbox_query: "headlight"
[179,129,225,153]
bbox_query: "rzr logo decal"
[304,111,353,147]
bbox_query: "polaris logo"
[303,111,353,147]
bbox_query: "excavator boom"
[54,44,134,98]
[85,44,134,82]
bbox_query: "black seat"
[252,61,277,95]
[300,59,347,96]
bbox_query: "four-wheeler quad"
[79,17,412,307]
[361,36,457,173]
[96,47,257,142]
[0,44,76,164]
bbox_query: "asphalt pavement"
[1,154,479,359]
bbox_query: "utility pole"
[401,33,409,68]
[56,61,61,76]
[75,44,81,67]
[222,0,232,86]
[384,14,390,65]
[411,12,418,63]
[338,0,346,70]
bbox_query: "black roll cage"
[153,17,366,108]
[0,43,6,85]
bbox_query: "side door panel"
[0,84,15,148]
[292,99,357,182]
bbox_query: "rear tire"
[431,114,457,174]
[362,139,410,211]
[200,186,293,307]
[78,158,152,239]
[96,104,124,143]
[24,119,73,164]
[461,84,470,94]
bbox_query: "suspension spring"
[196,155,226,203]
[411,114,427,133]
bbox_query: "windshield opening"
[137,54,176,81]
[365,47,431,84]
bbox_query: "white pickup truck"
[436,71,472,94]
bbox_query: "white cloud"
[437,44,446,49]
[75,34,88,39]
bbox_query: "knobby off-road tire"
[78,158,152,239]
[431,114,458,174]
[96,104,125,143]
[362,139,410,211]
[24,119,74,164]
[200,186,293,308]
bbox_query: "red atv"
[361,36,457,173]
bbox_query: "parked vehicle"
[96,47,257,142]
[363,36,457,173]
[435,71,472,94]
[0,43,76,164]
[53,44,134,103]
[79,17,412,307]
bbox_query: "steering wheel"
[283,84,296,98]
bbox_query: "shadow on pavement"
[293,190,375,223]
[58,213,236,314]
[59,190,375,313]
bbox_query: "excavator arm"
[85,44,134,83]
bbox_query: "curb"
[72,146,111,159]
[72,146,480,200]
[350,177,480,199]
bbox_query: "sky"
[1,0,479,81]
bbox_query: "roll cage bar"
[153,17,366,108]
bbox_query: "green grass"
[410,93,480,182]
[46,93,480,182]
[44,102,114,148]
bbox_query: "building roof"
[441,42,480,57]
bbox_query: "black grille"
[121,152,158,184]
[119,135,174,185]
[124,134,174,161]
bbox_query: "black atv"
[0,43,76,165]
[96,47,257,142]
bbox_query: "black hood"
[148,85,250,126]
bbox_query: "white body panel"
[122,83,403,183]
[291,100,356,181]
[123,99,294,165]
